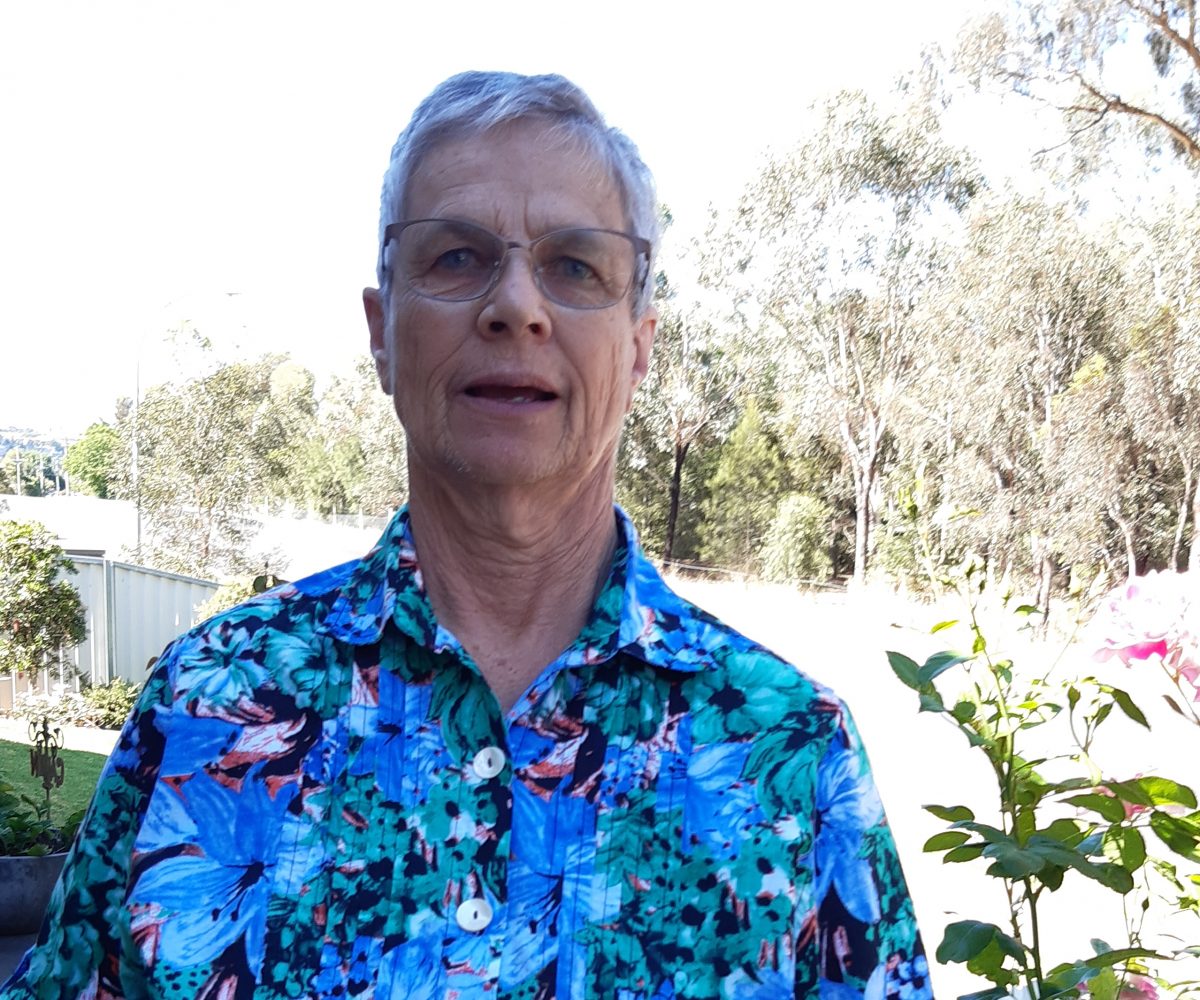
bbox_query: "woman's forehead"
[404,121,625,236]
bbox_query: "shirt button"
[472,746,506,779]
[455,898,494,932]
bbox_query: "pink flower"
[1119,974,1158,1000]
[1090,570,1200,704]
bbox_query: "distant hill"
[0,427,66,460]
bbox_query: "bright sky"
[1,0,1010,437]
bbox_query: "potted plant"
[0,778,83,935]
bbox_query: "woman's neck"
[405,468,619,712]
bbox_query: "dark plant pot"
[0,852,67,935]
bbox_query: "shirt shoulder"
[159,558,362,721]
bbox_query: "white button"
[455,898,493,932]
[472,746,506,779]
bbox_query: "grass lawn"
[0,739,107,827]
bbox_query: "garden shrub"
[8,687,94,728]
[759,493,833,584]
[81,678,140,729]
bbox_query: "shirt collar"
[318,506,718,673]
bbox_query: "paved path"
[0,718,119,756]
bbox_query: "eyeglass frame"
[378,218,653,310]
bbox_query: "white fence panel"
[107,562,218,683]
[0,558,218,708]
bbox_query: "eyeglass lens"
[394,220,638,308]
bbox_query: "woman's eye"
[549,256,600,283]
[433,247,485,271]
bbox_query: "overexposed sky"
[0,0,1004,436]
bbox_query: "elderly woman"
[3,72,926,1000]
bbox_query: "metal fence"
[0,557,218,710]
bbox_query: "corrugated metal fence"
[0,558,218,709]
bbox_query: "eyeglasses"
[380,218,650,310]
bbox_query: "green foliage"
[63,422,121,498]
[0,520,88,680]
[0,449,60,497]
[888,565,1200,997]
[194,577,259,623]
[0,740,105,831]
[80,679,140,729]
[759,493,833,583]
[8,688,94,728]
[0,778,83,856]
[699,398,788,573]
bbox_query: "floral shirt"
[3,508,926,1000]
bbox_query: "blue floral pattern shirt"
[3,508,928,1000]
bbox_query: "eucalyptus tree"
[961,0,1200,167]
[1118,203,1200,569]
[619,303,742,562]
[919,192,1127,600]
[731,89,979,585]
[121,356,279,578]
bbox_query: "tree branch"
[1065,77,1200,163]
[1124,0,1200,74]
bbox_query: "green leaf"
[944,843,986,863]
[951,699,976,723]
[983,841,1046,877]
[918,690,945,713]
[1102,827,1146,871]
[1136,776,1197,809]
[930,619,959,633]
[918,651,970,684]
[1105,686,1150,729]
[924,830,971,852]
[1014,604,1040,616]
[1063,793,1127,823]
[1085,861,1135,894]
[925,803,975,823]
[937,920,1026,966]
[1087,967,1119,1000]
[972,631,987,654]
[887,651,921,690]
[1042,817,1085,846]
[1150,810,1200,862]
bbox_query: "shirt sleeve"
[1,655,173,1000]
[805,703,931,1000]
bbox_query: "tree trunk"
[663,440,690,562]
[1190,474,1200,573]
[852,470,870,588]
[1109,508,1138,579]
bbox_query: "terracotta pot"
[0,852,67,935]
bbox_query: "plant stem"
[1025,881,1045,994]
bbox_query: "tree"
[1116,205,1200,570]
[759,494,835,584]
[698,398,789,573]
[0,449,59,497]
[915,192,1127,600]
[316,358,408,517]
[122,356,281,578]
[0,520,88,680]
[734,89,979,585]
[963,0,1200,167]
[619,304,741,561]
[63,423,122,498]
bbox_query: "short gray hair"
[376,71,659,314]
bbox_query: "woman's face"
[365,121,656,498]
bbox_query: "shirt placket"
[432,642,514,998]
